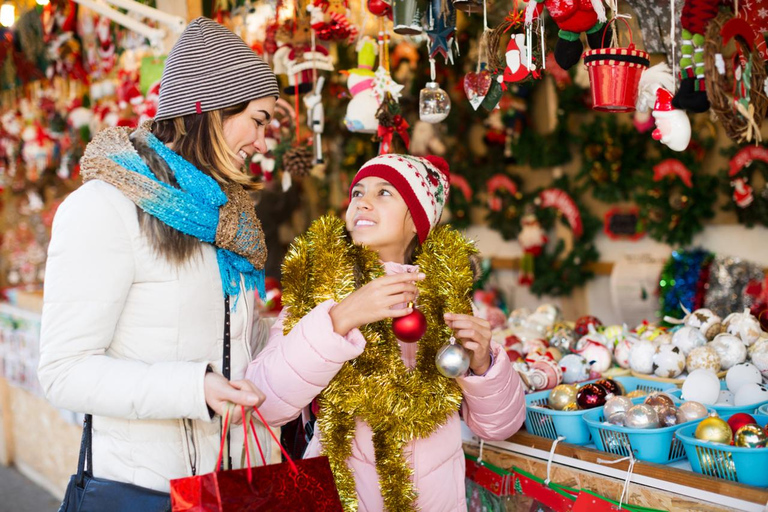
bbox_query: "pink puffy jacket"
[245,262,526,511]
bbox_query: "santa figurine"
[518,213,547,286]
[731,177,755,208]
[651,88,691,152]
[503,33,535,85]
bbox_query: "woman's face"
[222,97,277,168]
[346,176,417,263]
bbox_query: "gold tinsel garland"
[281,215,476,511]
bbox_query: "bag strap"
[219,295,232,470]
[75,414,94,485]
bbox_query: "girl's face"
[222,97,276,168]
[346,176,417,263]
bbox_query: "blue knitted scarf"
[82,127,266,306]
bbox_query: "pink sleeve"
[458,342,526,441]
[245,299,366,427]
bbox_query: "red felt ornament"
[727,413,758,437]
[392,302,427,342]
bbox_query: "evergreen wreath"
[720,144,768,228]
[575,115,647,203]
[526,177,601,297]
[633,146,717,246]
[484,172,526,240]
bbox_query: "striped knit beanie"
[350,154,450,243]
[155,17,279,121]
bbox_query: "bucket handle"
[600,16,635,50]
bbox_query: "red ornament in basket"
[582,18,649,112]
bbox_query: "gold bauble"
[626,389,648,399]
[548,384,578,411]
[695,414,733,444]
[735,424,768,448]
[562,402,579,411]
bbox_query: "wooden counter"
[465,432,768,512]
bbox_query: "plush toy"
[525,0,611,70]
[344,38,380,133]
[672,0,719,112]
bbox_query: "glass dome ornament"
[419,59,451,123]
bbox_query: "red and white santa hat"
[350,154,450,242]
[652,87,675,117]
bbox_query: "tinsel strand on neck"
[281,215,476,511]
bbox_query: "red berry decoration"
[574,315,603,337]
[727,413,758,436]
[392,303,427,343]
[594,378,623,396]
[576,383,609,409]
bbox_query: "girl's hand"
[444,313,493,375]
[329,272,425,336]
[204,372,265,424]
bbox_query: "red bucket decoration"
[582,18,649,112]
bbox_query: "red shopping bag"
[572,490,665,512]
[170,406,343,511]
[511,467,578,512]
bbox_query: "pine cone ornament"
[282,146,313,177]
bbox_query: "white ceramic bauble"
[653,333,674,348]
[734,382,768,406]
[750,348,768,379]
[672,326,708,356]
[613,336,636,369]
[629,339,657,374]
[653,345,686,378]
[710,333,747,370]
[717,389,735,405]
[723,309,763,347]
[685,308,723,340]
[686,346,721,373]
[726,363,763,393]
[681,369,721,405]
[559,354,591,384]
[574,339,612,373]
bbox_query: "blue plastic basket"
[669,380,768,416]
[677,414,768,487]
[581,398,708,464]
[758,404,768,416]
[523,376,678,445]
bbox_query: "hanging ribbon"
[377,115,410,154]
[596,454,637,509]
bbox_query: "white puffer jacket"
[39,179,272,493]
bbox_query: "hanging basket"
[582,18,649,112]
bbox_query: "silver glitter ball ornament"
[710,333,747,370]
[603,395,633,419]
[436,341,471,378]
[623,404,661,429]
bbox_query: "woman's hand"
[444,313,493,375]
[204,372,265,423]
[329,272,425,336]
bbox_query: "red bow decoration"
[377,115,410,155]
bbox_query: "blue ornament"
[426,0,456,64]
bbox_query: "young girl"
[246,154,525,511]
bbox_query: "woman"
[38,17,276,492]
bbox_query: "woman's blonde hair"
[132,103,261,264]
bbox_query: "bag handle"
[214,403,299,481]
[75,414,94,486]
[600,16,635,50]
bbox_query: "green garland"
[528,177,601,297]
[720,145,768,228]
[484,173,526,240]
[575,115,647,203]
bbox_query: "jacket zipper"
[183,419,197,476]
[241,280,253,360]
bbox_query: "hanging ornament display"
[344,37,380,133]
[392,0,424,35]
[307,0,358,41]
[704,12,768,143]
[672,0,718,112]
[419,59,451,123]
[485,173,525,240]
[651,88,692,152]
[524,0,611,70]
[634,150,717,246]
[521,179,601,297]
[435,336,471,377]
[303,76,326,164]
[721,145,768,228]
[367,0,393,18]
[426,0,456,64]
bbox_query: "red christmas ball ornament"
[727,413,758,436]
[576,383,609,409]
[575,315,603,337]
[367,0,392,17]
[392,302,427,343]
[506,349,523,362]
[595,378,624,396]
